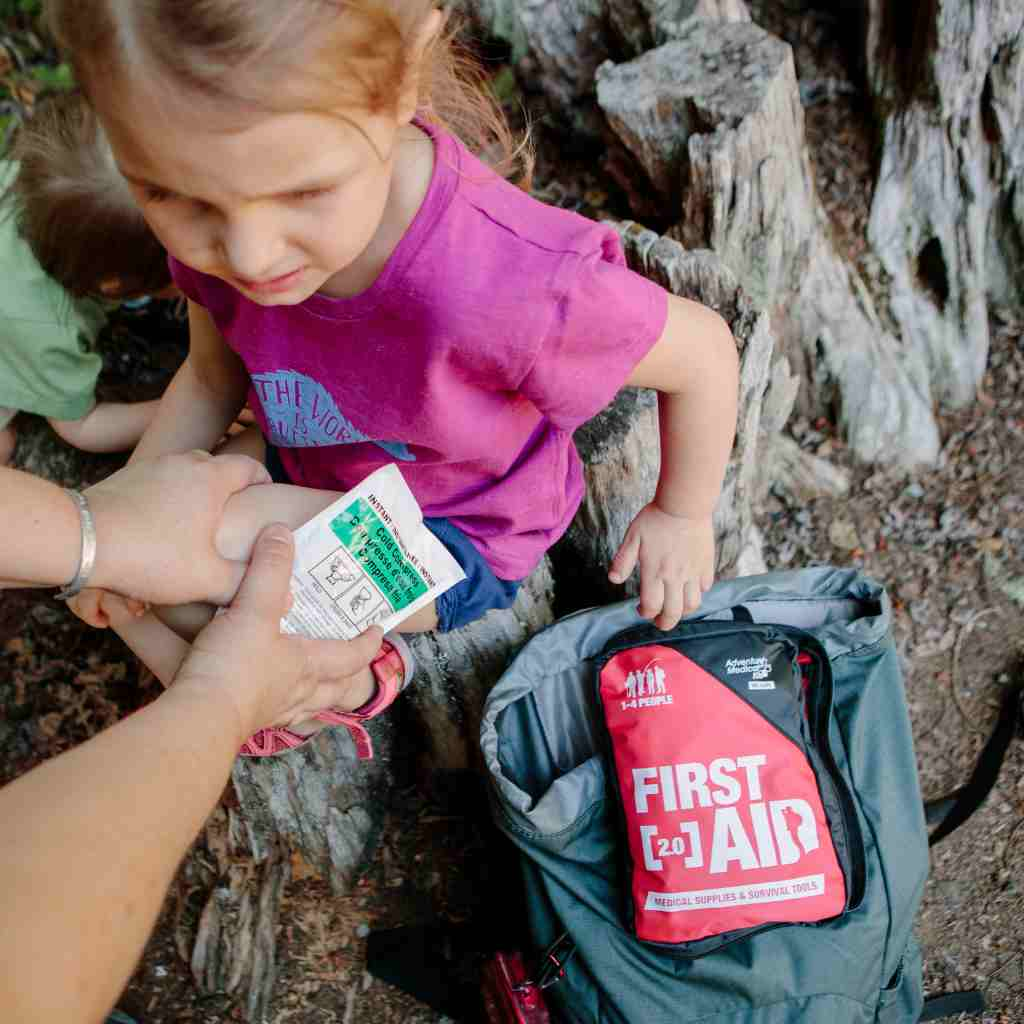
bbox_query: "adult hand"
[171,524,384,740]
[85,450,270,606]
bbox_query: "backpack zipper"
[776,628,867,912]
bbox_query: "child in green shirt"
[0,92,172,465]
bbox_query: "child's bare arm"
[114,612,190,687]
[95,593,190,687]
[131,303,249,461]
[611,294,739,629]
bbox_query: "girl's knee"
[153,602,217,641]
[47,413,91,447]
[395,601,438,633]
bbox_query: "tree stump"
[594,18,941,467]
[455,0,750,137]
[230,720,396,893]
[401,556,556,791]
[190,806,290,1024]
[863,0,1024,408]
[199,563,555,1016]
[610,0,752,62]
[230,557,554,883]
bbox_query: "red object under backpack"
[481,934,575,1023]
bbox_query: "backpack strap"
[915,684,1021,1020]
[925,681,1023,846]
[918,990,986,1020]
[730,604,755,623]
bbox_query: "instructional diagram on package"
[280,464,465,640]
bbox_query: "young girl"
[53,0,739,753]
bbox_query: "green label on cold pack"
[330,498,428,611]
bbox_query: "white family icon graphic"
[621,661,673,710]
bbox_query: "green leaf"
[30,62,74,90]
[490,66,520,105]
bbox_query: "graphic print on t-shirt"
[251,369,415,460]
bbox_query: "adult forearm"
[130,355,246,462]
[0,468,82,587]
[2,453,270,603]
[0,527,384,1022]
[0,681,242,1023]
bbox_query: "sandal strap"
[311,638,411,760]
[239,637,412,761]
[239,725,311,758]
[308,711,375,759]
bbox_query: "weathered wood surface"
[595,19,940,467]
[209,558,556,1017]
[864,0,1024,409]
[232,555,556,888]
[455,0,749,135]
[190,806,289,1024]
[462,0,1021,467]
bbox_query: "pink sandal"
[239,633,415,760]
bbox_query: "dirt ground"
[2,5,1023,1023]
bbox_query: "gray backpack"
[481,567,935,1023]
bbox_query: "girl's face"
[105,95,410,305]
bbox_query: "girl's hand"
[608,504,715,630]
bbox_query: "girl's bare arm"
[131,302,250,461]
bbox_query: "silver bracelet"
[54,489,97,601]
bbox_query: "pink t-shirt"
[171,123,667,580]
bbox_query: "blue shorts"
[265,444,522,632]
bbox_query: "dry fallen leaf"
[290,849,321,883]
[36,711,63,739]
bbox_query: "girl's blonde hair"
[45,0,531,184]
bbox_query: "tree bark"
[189,805,290,1024]
[209,563,554,1018]
[231,557,555,888]
[864,0,1024,408]
[595,19,940,466]
[401,557,556,791]
[454,0,750,136]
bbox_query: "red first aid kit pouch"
[597,618,863,952]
